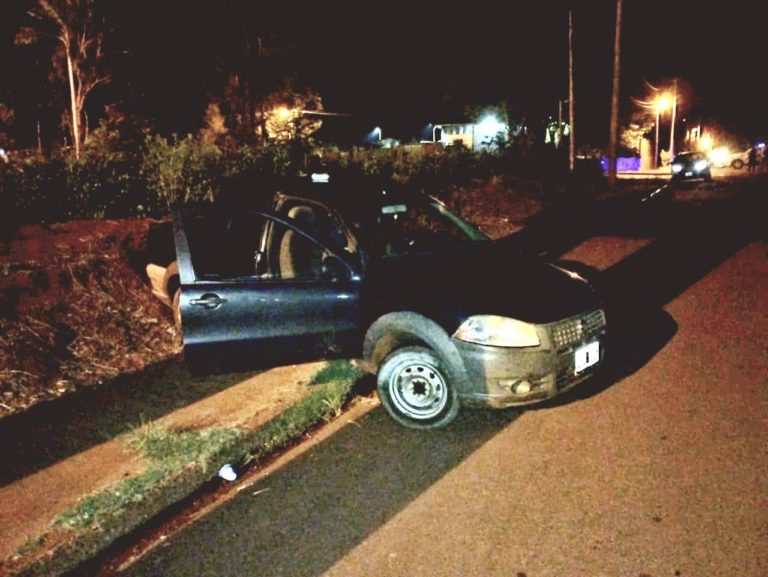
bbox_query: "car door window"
[277,200,357,256]
[266,218,338,281]
[184,212,266,279]
[183,210,346,282]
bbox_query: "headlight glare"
[454,315,540,347]
[694,160,708,171]
[671,164,683,173]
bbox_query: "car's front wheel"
[376,346,460,429]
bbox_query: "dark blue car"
[147,177,607,429]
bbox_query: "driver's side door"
[176,210,361,375]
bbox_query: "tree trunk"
[65,50,80,160]
[608,0,622,189]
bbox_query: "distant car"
[147,176,607,429]
[728,149,750,170]
[670,151,712,182]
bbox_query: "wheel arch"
[363,311,471,395]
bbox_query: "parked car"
[670,151,712,182]
[147,176,607,429]
[727,149,750,170]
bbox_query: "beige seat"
[278,206,324,279]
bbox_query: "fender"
[362,311,472,396]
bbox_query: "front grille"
[551,309,606,348]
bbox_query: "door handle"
[189,294,228,310]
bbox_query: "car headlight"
[671,163,683,173]
[694,160,708,171]
[454,315,540,347]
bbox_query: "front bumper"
[455,309,606,408]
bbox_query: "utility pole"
[608,0,623,189]
[568,10,575,172]
[669,78,678,161]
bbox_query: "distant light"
[311,172,330,183]
[656,94,672,112]
[708,146,729,166]
[366,126,383,144]
[476,115,505,134]
[697,133,713,152]
[275,106,293,120]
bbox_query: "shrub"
[140,134,224,209]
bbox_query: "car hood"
[363,240,601,326]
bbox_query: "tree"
[0,102,15,148]
[15,0,110,160]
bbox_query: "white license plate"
[574,341,600,373]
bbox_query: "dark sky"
[1,0,764,148]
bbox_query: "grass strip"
[10,361,362,577]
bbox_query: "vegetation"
[53,360,362,531]
[0,131,591,228]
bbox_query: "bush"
[140,134,224,209]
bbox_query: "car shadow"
[79,406,522,577]
[533,176,765,407]
[0,355,251,486]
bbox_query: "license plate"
[574,341,600,373]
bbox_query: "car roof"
[177,174,441,224]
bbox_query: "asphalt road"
[111,175,767,577]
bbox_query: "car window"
[263,218,336,281]
[183,212,266,279]
[374,199,487,256]
[183,210,342,282]
[278,200,356,256]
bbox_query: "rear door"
[174,208,361,375]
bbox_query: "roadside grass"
[49,360,362,534]
[5,362,364,574]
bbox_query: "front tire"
[377,346,460,429]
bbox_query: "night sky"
[0,0,764,149]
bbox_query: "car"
[727,149,750,170]
[670,151,712,182]
[146,175,607,429]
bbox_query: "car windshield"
[366,197,488,256]
[675,152,704,162]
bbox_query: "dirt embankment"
[0,218,182,418]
